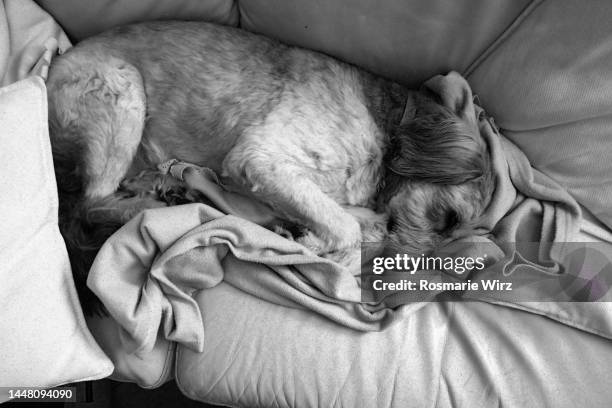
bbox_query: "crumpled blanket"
[87,78,606,355]
[89,204,413,354]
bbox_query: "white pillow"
[0,77,113,402]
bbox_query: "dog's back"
[48,22,388,175]
[48,23,275,174]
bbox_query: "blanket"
[88,79,612,356]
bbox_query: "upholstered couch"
[2,0,612,406]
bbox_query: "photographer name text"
[371,279,512,292]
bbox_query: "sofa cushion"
[0,76,113,402]
[238,0,530,87]
[176,283,612,408]
[177,283,449,407]
[468,0,612,230]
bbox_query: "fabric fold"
[88,205,410,353]
[88,74,598,354]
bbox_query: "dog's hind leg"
[47,51,147,201]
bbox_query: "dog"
[46,21,494,313]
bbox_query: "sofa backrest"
[36,0,529,86]
[237,0,530,87]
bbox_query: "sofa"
[2,0,612,406]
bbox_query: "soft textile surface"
[468,0,612,231]
[0,1,112,400]
[176,284,612,408]
[239,0,531,87]
[86,315,176,388]
[179,283,448,408]
[88,204,417,354]
[35,0,238,40]
[0,0,70,85]
[0,75,113,400]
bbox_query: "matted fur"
[46,22,493,313]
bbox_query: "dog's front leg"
[223,146,361,253]
[343,206,388,243]
[310,207,387,270]
[294,207,388,255]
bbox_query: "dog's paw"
[297,216,362,254]
[330,211,363,249]
[296,230,328,253]
[321,247,362,271]
[344,207,388,243]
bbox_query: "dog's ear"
[423,71,477,126]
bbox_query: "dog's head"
[380,72,494,254]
